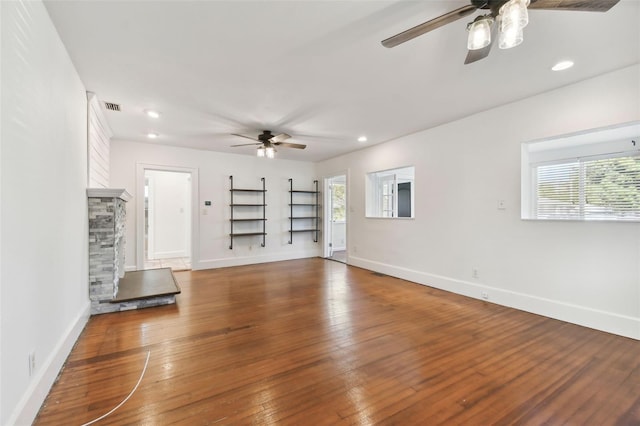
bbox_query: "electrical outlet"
[28,351,36,377]
[481,292,489,300]
[472,268,479,279]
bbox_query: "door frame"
[323,170,349,261]
[136,163,199,270]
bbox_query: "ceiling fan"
[231,130,306,158]
[381,0,620,64]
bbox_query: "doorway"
[324,174,347,263]
[136,165,198,271]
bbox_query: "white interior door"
[145,170,191,260]
[324,173,347,262]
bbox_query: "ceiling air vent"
[104,102,121,112]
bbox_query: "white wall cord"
[80,350,151,426]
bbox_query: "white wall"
[1,1,90,424]
[318,64,640,340]
[146,170,191,259]
[87,92,112,188]
[110,141,322,270]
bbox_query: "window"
[366,166,415,218]
[331,182,346,222]
[522,122,640,221]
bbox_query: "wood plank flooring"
[34,258,640,425]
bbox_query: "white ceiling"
[44,0,640,161]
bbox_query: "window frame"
[522,122,640,222]
[366,166,415,219]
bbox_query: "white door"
[324,174,347,263]
[144,170,192,265]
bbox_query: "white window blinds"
[534,155,640,221]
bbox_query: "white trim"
[349,256,640,341]
[146,173,156,260]
[323,178,332,258]
[521,121,640,221]
[7,302,90,426]
[151,250,188,259]
[135,163,199,271]
[365,166,415,218]
[86,188,132,201]
[195,249,320,270]
[0,51,3,421]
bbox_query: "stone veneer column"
[87,188,132,315]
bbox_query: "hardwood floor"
[35,258,640,425]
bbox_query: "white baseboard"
[150,250,187,260]
[8,301,91,426]
[349,256,640,341]
[195,249,322,270]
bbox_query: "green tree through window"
[331,183,346,221]
[585,157,640,216]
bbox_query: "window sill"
[365,216,415,220]
[521,217,640,223]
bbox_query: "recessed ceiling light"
[145,109,161,118]
[147,132,159,139]
[552,60,574,71]
[358,136,368,142]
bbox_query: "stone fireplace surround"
[87,188,131,314]
[87,188,178,314]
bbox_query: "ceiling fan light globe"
[257,147,266,157]
[500,0,530,31]
[265,146,275,159]
[467,18,492,50]
[498,23,524,49]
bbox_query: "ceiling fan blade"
[231,133,259,142]
[528,0,620,12]
[269,133,291,143]
[464,20,496,64]
[381,4,479,48]
[464,45,492,64]
[231,142,262,147]
[274,142,307,149]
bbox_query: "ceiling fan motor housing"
[258,130,274,142]
[472,0,512,15]
[471,0,490,8]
